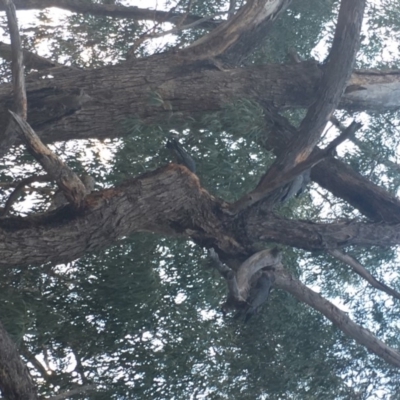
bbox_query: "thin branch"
[45,384,96,400]
[0,41,67,71]
[3,0,26,119]
[275,266,400,368]
[0,0,219,29]
[0,174,51,216]
[231,120,363,213]
[19,343,52,383]
[146,12,227,39]
[331,115,400,173]
[328,249,400,300]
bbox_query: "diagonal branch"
[328,249,400,301]
[232,0,366,212]
[180,0,292,60]
[261,104,400,223]
[9,112,89,210]
[0,41,66,71]
[275,265,400,368]
[232,120,363,212]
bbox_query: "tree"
[0,0,400,398]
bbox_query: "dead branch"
[274,265,400,368]
[328,249,400,300]
[9,111,89,210]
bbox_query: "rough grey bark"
[1,62,399,147]
[1,165,400,268]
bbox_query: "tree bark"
[1,61,399,147]
[0,322,38,400]
[1,165,400,268]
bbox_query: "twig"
[45,384,97,400]
[0,174,51,216]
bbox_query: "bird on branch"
[166,138,196,173]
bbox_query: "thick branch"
[0,58,398,222]
[328,249,400,301]
[0,165,241,267]
[1,165,400,268]
[243,211,400,250]
[275,267,400,368]
[235,0,365,212]
[180,0,292,60]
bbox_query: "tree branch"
[0,41,66,71]
[328,249,400,301]
[46,384,96,400]
[3,0,25,119]
[275,266,400,368]
[0,0,219,29]
[0,174,51,216]
[233,0,366,212]
[0,0,26,156]
[1,165,400,267]
[231,120,363,213]
[180,0,292,60]
[9,112,89,211]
